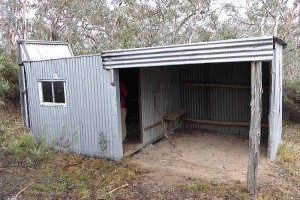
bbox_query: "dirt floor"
[132,130,280,189]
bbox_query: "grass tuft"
[279,141,300,164]
[4,131,53,165]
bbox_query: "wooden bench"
[144,109,190,133]
[163,109,190,121]
[163,109,190,134]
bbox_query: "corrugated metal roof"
[102,36,285,69]
[17,40,73,63]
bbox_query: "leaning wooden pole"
[247,62,263,196]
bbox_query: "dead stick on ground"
[107,183,129,194]
[14,182,34,198]
[63,162,82,170]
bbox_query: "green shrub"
[6,132,52,165]
[283,80,300,121]
[0,76,10,106]
[0,130,8,143]
[0,49,19,102]
[7,137,22,160]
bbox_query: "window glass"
[42,82,53,102]
[53,82,65,103]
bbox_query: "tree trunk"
[22,0,27,39]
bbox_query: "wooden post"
[247,62,263,196]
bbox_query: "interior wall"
[140,66,181,144]
[181,62,270,139]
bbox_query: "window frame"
[38,80,67,107]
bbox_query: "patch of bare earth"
[132,131,293,199]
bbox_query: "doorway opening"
[119,68,142,154]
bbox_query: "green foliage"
[7,137,22,158]
[283,80,300,121]
[185,182,210,191]
[0,130,8,143]
[0,76,9,105]
[98,132,107,157]
[5,132,52,165]
[0,76,10,94]
[0,49,19,102]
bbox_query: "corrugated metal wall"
[181,62,270,138]
[23,55,123,159]
[140,66,181,143]
[268,43,283,160]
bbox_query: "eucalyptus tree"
[0,0,24,52]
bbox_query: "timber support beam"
[247,61,263,196]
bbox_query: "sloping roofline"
[17,39,74,63]
[102,36,286,54]
[102,36,286,69]
[17,39,70,45]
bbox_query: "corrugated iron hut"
[17,36,285,166]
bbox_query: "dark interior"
[119,68,141,152]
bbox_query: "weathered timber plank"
[143,121,162,131]
[186,118,268,128]
[163,109,190,121]
[181,83,270,90]
[247,61,262,196]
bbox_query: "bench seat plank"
[163,109,190,121]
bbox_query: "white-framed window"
[38,80,66,106]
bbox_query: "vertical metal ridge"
[140,66,181,143]
[24,55,122,159]
[181,62,269,137]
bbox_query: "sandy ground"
[132,131,280,186]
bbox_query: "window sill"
[40,103,67,107]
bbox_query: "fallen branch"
[107,183,129,194]
[63,162,82,170]
[14,182,34,198]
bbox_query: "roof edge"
[273,36,287,47]
[17,39,69,45]
[21,53,102,64]
[102,36,275,54]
